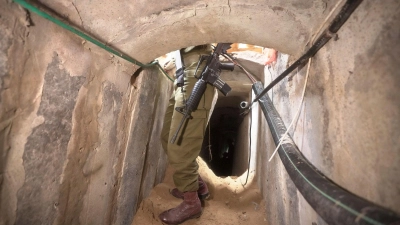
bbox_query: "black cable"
[253,82,400,225]
[252,0,364,104]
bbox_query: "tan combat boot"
[159,191,202,224]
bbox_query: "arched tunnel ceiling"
[41,0,332,62]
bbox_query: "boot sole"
[161,209,203,225]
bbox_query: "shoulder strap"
[174,49,185,87]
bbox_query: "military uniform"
[161,45,215,192]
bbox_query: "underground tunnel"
[1,0,400,225]
[200,101,246,177]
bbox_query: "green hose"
[13,0,173,82]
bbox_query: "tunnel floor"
[132,158,266,224]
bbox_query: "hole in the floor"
[200,100,246,177]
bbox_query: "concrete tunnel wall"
[0,0,399,225]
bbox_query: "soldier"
[159,45,214,224]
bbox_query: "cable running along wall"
[13,0,173,81]
[252,0,400,224]
[253,82,400,225]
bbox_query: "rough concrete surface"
[313,0,400,213]
[113,68,170,225]
[78,82,122,225]
[1,0,400,224]
[39,0,329,61]
[257,52,303,225]
[16,54,85,225]
[0,0,171,224]
[258,1,400,225]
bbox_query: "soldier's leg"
[166,75,214,192]
[159,45,214,225]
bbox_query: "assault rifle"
[170,43,234,143]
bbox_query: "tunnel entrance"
[200,101,246,177]
[157,43,265,178]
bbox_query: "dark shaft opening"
[200,107,244,177]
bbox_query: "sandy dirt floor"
[132,158,267,225]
